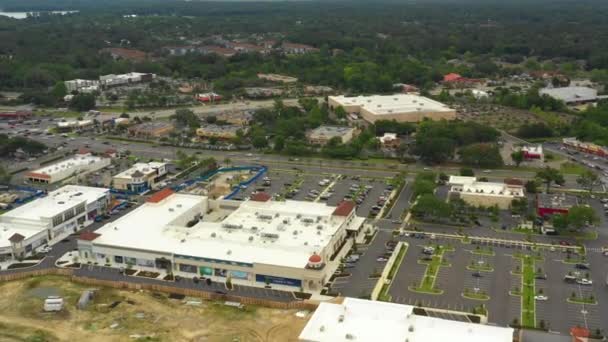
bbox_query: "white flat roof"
[329,94,453,115]
[113,162,166,180]
[30,154,107,177]
[299,298,514,342]
[4,185,109,221]
[0,185,109,248]
[448,176,524,198]
[93,195,361,269]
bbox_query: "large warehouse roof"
[27,154,108,178]
[539,86,600,104]
[299,298,514,342]
[92,194,363,269]
[329,94,453,116]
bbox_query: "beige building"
[257,73,298,83]
[196,124,246,140]
[112,162,168,192]
[128,122,175,138]
[448,176,525,209]
[328,94,456,123]
[26,153,111,184]
[306,125,358,146]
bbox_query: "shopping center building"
[0,185,110,260]
[25,153,111,184]
[77,190,365,291]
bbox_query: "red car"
[559,240,571,246]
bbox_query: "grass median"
[521,255,536,328]
[409,245,452,295]
[377,243,408,302]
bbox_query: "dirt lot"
[0,276,308,342]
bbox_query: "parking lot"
[234,169,397,218]
[334,231,608,334]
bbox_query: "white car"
[576,278,593,286]
[534,295,548,301]
[39,245,52,253]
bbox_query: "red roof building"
[79,231,101,241]
[147,188,174,203]
[333,200,356,216]
[250,192,272,202]
[443,73,463,82]
[8,233,25,243]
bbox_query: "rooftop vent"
[211,232,216,238]
[181,239,186,243]
[338,315,344,323]
[168,208,174,212]
[177,204,182,208]
[248,236,254,242]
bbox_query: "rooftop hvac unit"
[258,214,273,220]
[283,219,289,224]
[293,230,298,235]
[302,218,314,224]
[297,214,302,219]
[222,223,242,229]
[338,315,344,323]
[211,232,216,238]
[168,208,174,212]
[227,250,232,255]
[317,225,323,230]
[261,232,280,239]
[181,239,185,243]
[251,226,258,231]
[345,334,354,340]
[177,204,182,208]
[248,236,254,242]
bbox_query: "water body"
[0,11,78,19]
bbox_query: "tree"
[535,167,565,192]
[525,180,539,193]
[511,150,525,167]
[51,81,67,100]
[173,109,200,129]
[252,135,268,149]
[576,170,600,193]
[69,93,96,111]
[0,165,11,185]
[566,205,598,230]
[460,167,475,177]
[334,106,347,119]
[459,143,503,168]
[411,194,452,219]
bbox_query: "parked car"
[535,274,548,280]
[376,257,389,262]
[564,275,577,283]
[576,278,593,286]
[534,295,548,301]
[472,271,483,278]
[575,263,590,270]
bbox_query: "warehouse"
[328,94,456,123]
[0,185,110,260]
[78,190,365,291]
[112,162,168,193]
[448,176,525,209]
[26,153,111,184]
[306,125,358,146]
[299,297,514,342]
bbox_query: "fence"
[0,268,317,310]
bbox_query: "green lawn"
[521,256,536,328]
[561,162,588,175]
[462,291,490,301]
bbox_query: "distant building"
[0,111,32,120]
[306,125,358,146]
[393,83,419,94]
[539,86,606,105]
[56,119,95,132]
[378,133,401,149]
[112,162,168,193]
[227,42,263,53]
[200,45,237,58]
[26,153,111,184]
[0,185,110,260]
[442,73,484,87]
[520,145,543,159]
[244,87,284,98]
[128,122,175,138]
[299,297,514,342]
[64,79,100,93]
[536,193,578,217]
[196,124,245,140]
[448,176,525,209]
[100,48,147,62]
[562,138,608,157]
[214,111,254,126]
[163,45,199,56]
[195,92,223,103]
[99,72,155,88]
[257,73,299,83]
[328,94,456,123]
[281,42,319,54]
[304,85,334,95]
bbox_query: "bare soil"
[0,275,308,342]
